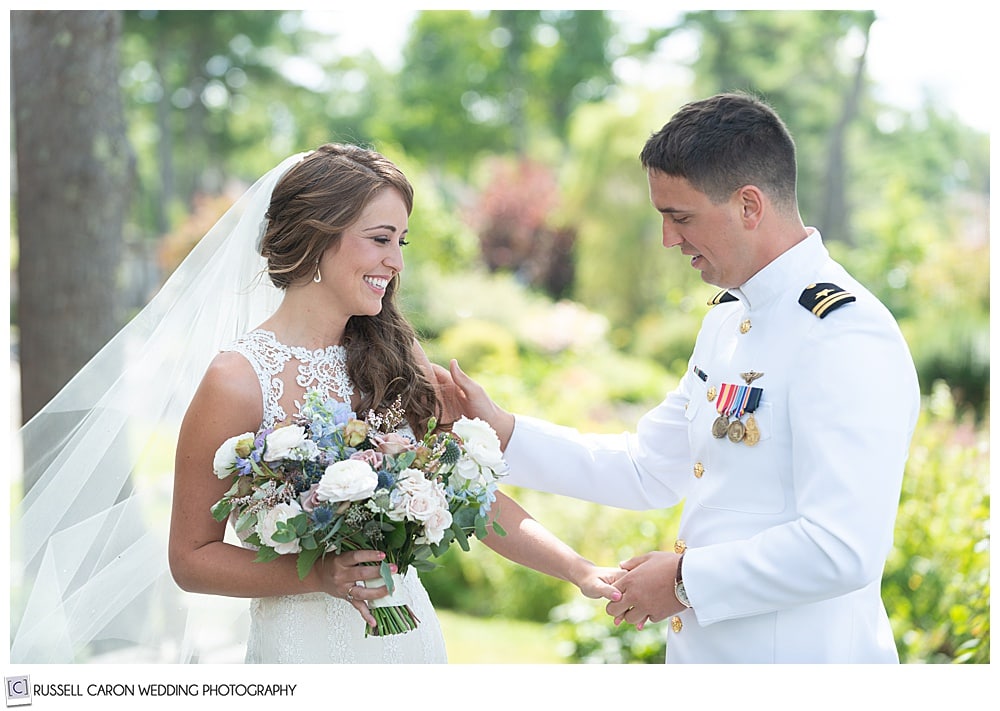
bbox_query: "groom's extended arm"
[446,359,690,510]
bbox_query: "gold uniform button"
[674,539,687,554]
[740,318,752,334]
[671,616,683,633]
[693,462,704,479]
[706,386,717,402]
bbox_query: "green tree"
[379,11,509,172]
[383,10,623,172]
[120,10,303,235]
[559,88,711,354]
[678,10,878,244]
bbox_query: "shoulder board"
[707,290,738,306]
[798,282,856,318]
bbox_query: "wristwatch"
[674,552,692,608]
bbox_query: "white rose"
[402,488,444,522]
[263,424,314,462]
[317,459,378,503]
[396,467,431,494]
[452,456,488,487]
[453,417,506,471]
[258,501,303,555]
[417,507,454,545]
[213,432,255,478]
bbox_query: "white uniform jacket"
[503,231,920,663]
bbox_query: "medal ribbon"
[744,387,762,414]
[716,383,737,417]
[731,385,751,418]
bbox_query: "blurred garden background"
[9,9,989,665]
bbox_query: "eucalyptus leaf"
[453,508,477,529]
[379,560,394,593]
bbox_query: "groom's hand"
[605,551,683,630]
[430,362,465,425]
[443,359,515,449]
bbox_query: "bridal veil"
[10,151,310,663]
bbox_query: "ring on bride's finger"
[346,584,357,602]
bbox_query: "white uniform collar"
[730,228,827,310]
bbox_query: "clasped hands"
[602,550,686,630]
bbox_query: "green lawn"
[437,609,568,664]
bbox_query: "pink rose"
[371,432,416,455]
[299,484,322,513]
[350,449,385,470]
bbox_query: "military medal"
[741,387,764,447]
[726,384,751,442]
[712,383,737,438]
[744,414,761,446]
[712,380,764,444]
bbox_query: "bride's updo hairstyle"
[258,143,439,434]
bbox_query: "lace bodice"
[223,329,353,428]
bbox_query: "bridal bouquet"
[210,390,507,636]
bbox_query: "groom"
[439,92,920,663]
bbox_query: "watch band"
[674,551,692,608]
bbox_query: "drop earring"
[313,260,322,283]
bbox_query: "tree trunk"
[12,11,133,444]
[821,18,872,245]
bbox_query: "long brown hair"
[258,143,439,434]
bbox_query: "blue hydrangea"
[329,400,355,426]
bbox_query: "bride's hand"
[574,563,627,602]
[314,550,395,627]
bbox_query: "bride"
[11,143,621,664]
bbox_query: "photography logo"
[5,676,31,707]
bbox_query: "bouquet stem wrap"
[364,573,419,637]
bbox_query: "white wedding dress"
[225,329,448,663]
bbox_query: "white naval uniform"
[503,230,920,663]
